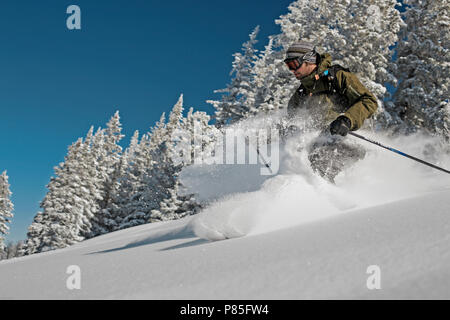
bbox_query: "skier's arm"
[336,71,378,130]
[287,88,302,118]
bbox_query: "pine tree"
[207,26,260,127]
[76,126,102,238]
[247,36,294,115]
[90,111,125,236]
[25,139,91,253]
[148,96,185,208]
[182,107,219,165]
[118,114,167,229]
[0,171,14,258]
[149,106,213,222]
[112,130,151,230]
[2,240,25,260]
[24,212,45,255]
[15,240,26,258]
[389,0,450,138]
[147,95,203,222]
[110,130,140,228]
[149,180,201,222]
[24,123,114,254]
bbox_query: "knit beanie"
[286,41,317,63]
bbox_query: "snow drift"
[181,113,450,240]
[1,188,450,299]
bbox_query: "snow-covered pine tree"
[207,26,260,127]
[15,240,26,258]
[118,114,167,229]
[149,106,215,222]
[112,130,156,230]
[0,171,14,258]
[148,96,185,211]
[182,107,218,165]
[2,240,24,260]
[246,36,294,115]
[25,139,93,253]
[126,130,141,164]
[90,111,125,236]
[75,126,102,238]
[121,134,156,228]
[149,180,201,222]
[149,95,203,222]
[3,242,13,260]
[389,0,450,139]
[24,124,113,254]
[108,130,140,230]
[23,212,44,255]
[268,0,404,126]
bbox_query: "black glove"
[286,125,299,136]
[330,116,352,136]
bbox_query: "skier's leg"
[308,133,365,183]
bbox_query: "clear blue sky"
[0,0,292,242]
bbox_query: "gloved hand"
[286,124,300,136]
[330,116,352,136]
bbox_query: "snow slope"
[1,188,450,299]
[1,116,450,299]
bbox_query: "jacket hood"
[300,53,332,90]
[316,53,332,74]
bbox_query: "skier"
[284,41,378,182]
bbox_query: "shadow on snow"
[87,225,210,254]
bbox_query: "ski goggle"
[284,51,316,71]
[284,57,302,71]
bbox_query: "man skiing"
[284,41,378,182]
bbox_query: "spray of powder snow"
[181,112,450,241]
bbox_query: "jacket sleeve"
[335,71,378,130]
[287,86,309,118]
[287,88,302,118]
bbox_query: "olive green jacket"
[287,53,378,131]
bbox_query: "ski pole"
[256,146,272,173]
[348,132,450,175]
[245,133,272,173]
